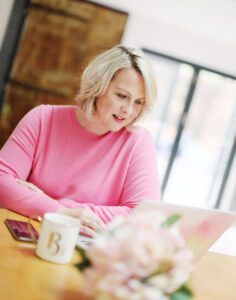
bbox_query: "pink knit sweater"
[0,105,160,222]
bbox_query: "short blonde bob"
[75,45,157,120]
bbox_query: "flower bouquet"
[76,211,193,300]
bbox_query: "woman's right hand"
[56,207,106,237]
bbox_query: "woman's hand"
[16,179,105,236]
[56,207,106,237]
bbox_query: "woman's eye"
[135,100,144,105]
[117,93,126,99]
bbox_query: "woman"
[0,45,160,236]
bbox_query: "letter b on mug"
[36,213,80,264]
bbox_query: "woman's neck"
[75,107,108,135]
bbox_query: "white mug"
[29,213,80,264]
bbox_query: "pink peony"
[77,211,193,300]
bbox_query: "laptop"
[135,200,236,261]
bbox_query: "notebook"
[77,234,93,249]
[135,200,236,261]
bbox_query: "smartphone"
[4,218,39,242]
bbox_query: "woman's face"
[94,68,145,134]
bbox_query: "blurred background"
[0,0,235,211]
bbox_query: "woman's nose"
[121,103,133,115]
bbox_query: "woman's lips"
[113,114,125,123]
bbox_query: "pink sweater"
[0,105,160,222]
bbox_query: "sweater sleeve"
[0,107,64,217]
[59,129,161,223]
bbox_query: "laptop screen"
[135,200,236,261]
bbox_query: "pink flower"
[78,211,193,300]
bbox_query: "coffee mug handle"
[27,216,42,243]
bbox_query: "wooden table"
[0,209,85,300]
[0,209,236,300]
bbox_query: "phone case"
[4,219,39,242]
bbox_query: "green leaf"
[170,285,193,300]
[142,261,173,282]
[162,214,181,227]
[75,259,91,272]
[76,245,88,260]
[75,246,91,272]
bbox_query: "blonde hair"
[75,45,157,120]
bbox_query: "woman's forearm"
[0,174,64,217]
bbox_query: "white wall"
[0,0,14,49]
[1,0,236,76]
[92,0,236,76]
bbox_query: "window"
[139,50,236,210]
